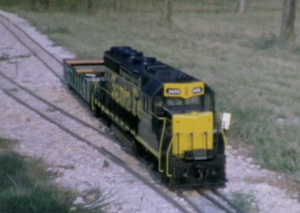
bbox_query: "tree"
[236,0,245,13]
[280,0,297,40]
[164,0,172,22]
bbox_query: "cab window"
[153,97,163,114]
[166,97,183,106]
[185,96,201,105]
[143,96,148,112]
[204,94,212,111]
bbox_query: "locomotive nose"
[172,112,214,160]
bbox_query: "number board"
[164,82,205,98]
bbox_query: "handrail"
[205,131,208,150]
[177,133,179,158]
[190,132,194,152]
[166,135,174,177]
[158,117,167,172]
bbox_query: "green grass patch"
[44,26,70,35]
[2,0,300,183]
[0,137,107,213]
[231,191,259,213]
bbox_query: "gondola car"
[63,46,227,189]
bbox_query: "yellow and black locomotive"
[64,46,226,189]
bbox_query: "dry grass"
[2,0,300,181]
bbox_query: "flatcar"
[63,46,227,189]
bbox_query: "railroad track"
[0,13,63,79]
[0,13,247,213]
[198,190,246,213]
[0,73,192,213]
[0,14,193,213]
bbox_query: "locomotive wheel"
[161,175,170,185]
[133,140,144,157]
[92,106,102,118]
[217,133,225,154]
[102,114,111,128]
[67,83,73,91]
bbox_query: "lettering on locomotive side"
[166,88,181,95]
[110,76,140,115]
[192,87,202,94]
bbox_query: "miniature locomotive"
[64,46,226,189]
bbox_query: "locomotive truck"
[63,46,227,189]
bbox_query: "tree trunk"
[280,0,296,40]
[164,0,172,22]
[45,0,50,8]
[86,0,93,14]
[113,0,118,11]
[236,0,245,13]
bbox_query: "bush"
[0,187,72,213]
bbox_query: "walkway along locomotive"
[63,46,227,189]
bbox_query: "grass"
[231,191,260,213]
[1,0,300,183]
[0,137,107,213]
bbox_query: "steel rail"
[198,190,232,213]
[177,192,206,213]
[198,190,247,213]
[0,14,63,79]
[0,71,107,137]
[100,147,191,213]
[211,189,246,213]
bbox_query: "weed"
[0,186,72,213]
[231,191,260,213]
[0,152,25,191]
